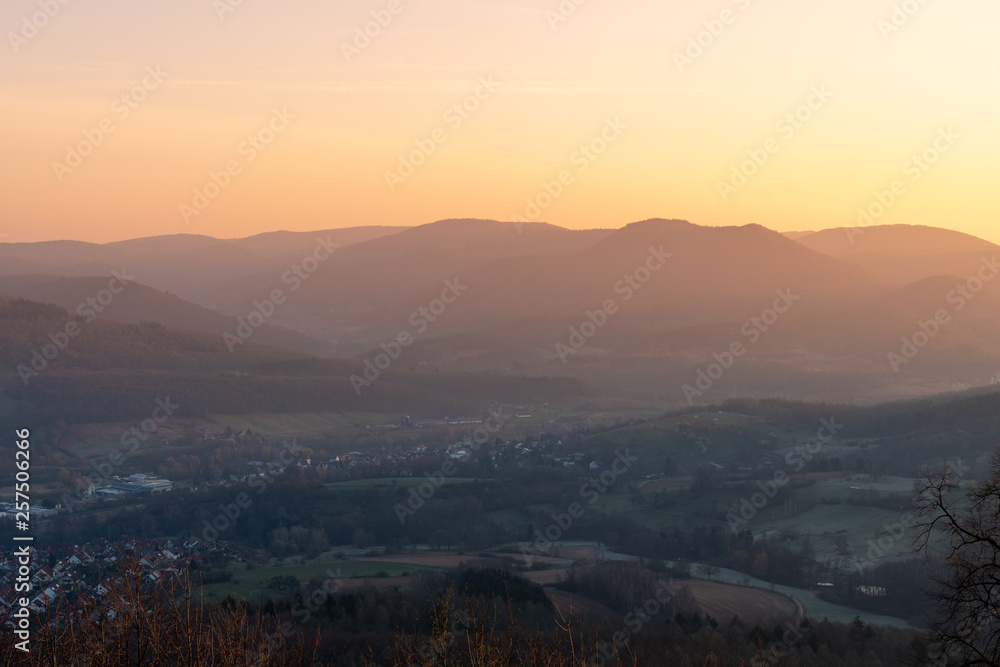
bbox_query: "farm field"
[684,579,798,624]
[523,569,571,586]
[823,474,918,490]
[356,553,482,569]
[544,589,618,620]
[693,564,913,629]
[324,478,486,493]
[638,477,694,492]
[548,577,800,627]
[198,555,441,601]
[242,558,432,581]
[357,551,571,568]
[750,502,915,564]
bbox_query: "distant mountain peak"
[623,218,693,229]
[795,224,997,258]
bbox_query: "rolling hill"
[792,224,1000,288]
[0,226,409,308]
[0,274,335,356]
[5,218,1000,405]
[0,294,594,427]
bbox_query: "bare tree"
[1,544,321,667]
[914,448,1000,666]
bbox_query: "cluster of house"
[321,436,593,473]
[209,433,582,480]
[0,536,220,625]
[199,428,259,442]
[489,439,606,469]
[185,432,586,487]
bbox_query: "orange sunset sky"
[1,0,998,244]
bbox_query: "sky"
[1,0,998,244]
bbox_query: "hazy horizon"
[2,217,997,248]
[4,3,1000,664]
[2,0,999,244]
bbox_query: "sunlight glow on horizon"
[1,0,998,245]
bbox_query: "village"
[0,536,224,627]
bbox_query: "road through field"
[688,563,912,628]
[593,549,912,629]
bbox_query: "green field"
[324,477,487,494]
[748,502,916,564]
[576,415,817,479]
[237,559,430,581]
[198,556,440,601]
[203,411,397,437]
[817,475,916,497]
